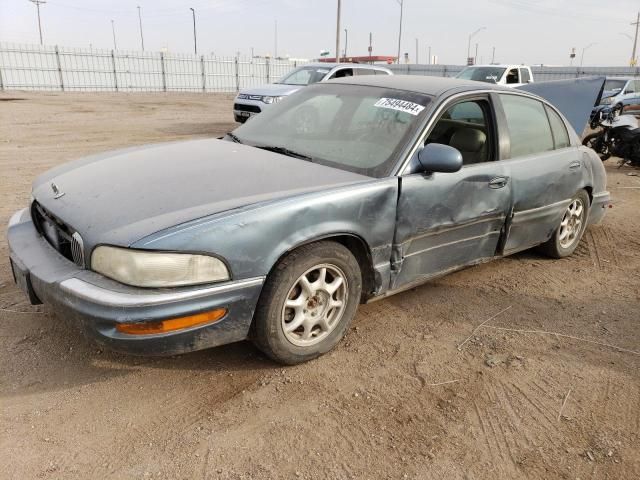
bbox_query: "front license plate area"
[239,111,251,118]
[9,258,42,305]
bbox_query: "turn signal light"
[116,308,227,335]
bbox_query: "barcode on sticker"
[374,98,425,116]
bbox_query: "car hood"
[32,139,369,248]
[517,76,606,135]
[238,83,303,97]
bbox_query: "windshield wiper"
[254,145,314,162]
[226,132,242,144]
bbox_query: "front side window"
[277,66,330,86]
[506,68,520,84]
[545,106,570,149]
[233,84,432,177]
[329,68,354,79]
[500,94,553,158]
[425,99,493,165]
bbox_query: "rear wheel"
[252,241,362,365]
[538,190,590,258]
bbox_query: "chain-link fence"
[0,42,308,92]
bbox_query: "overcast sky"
[1,0,638,65]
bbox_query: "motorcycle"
[583,107,640,167]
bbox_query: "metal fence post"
[54,45,65,91]
[160,52,167,92]
[0,61,4,91]
[200,55,206,92]
[266,57,270,84]
[443,66,448,77]
[111,50,118,91]
[234,56,239,92]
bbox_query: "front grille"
[31,201,85,268]
[234,103,261,113]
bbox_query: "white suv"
[456,64,534,87]
[233,63,393,123]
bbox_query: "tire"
[582,132,610,161]
[538,190,590,259]
[252,241,362,365]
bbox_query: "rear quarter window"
[545,106,571,149]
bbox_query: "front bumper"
[7,208,264,356]
[233,98,273,123]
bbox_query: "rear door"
[392,94,512,289]
[498,93,585,254]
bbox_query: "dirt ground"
[0,92,638,480]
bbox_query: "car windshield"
[456,66,506,84]
[603,79,626,92]
[276,66,331,86]
[232,84,432,177]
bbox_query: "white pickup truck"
[455,64,534,87]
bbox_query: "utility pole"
[111,19,117,50]
[415,38,418,64]
[396,0,403,64]
[631,12,639,66]
[475,43,479,64]
[344,28,348,57]
[335,0,341,62]
[491,46,495,63]
[137,6,144,51]
[190,8,197,54]
[275,20,278,59]
[428,45,431,65]
[28,0,46,45]
[368,32,373,64]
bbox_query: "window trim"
[544,104,571,150]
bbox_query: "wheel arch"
[266,232,377,303]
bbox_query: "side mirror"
[417,143,463,173]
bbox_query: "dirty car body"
[7,75,609,359]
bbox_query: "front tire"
[252,241,362,365]
[539,190,590,258]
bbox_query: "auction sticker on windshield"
[374,98,425,116]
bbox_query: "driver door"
[391,95,511,290]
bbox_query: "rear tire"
[538,190,590,259]
[252,241,362,365]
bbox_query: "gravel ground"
[0,92,639,480]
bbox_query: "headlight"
[600,97,613,105]
[91,246,230,288]
[262,95,283,104]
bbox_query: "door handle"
[569,160,581,169]
[489,176,508,189]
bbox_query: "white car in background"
[456,64,534,87]
[233,63,393,123]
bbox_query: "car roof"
[326,74,513,97]
[464,64,525,68]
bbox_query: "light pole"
[396,0,404,64]
[580,42,596,67]
[274,20,278,59]
[137,6,144,51]
[190,7,197,55]
[467,27,486,64]
[427,45,431,65]
[111,19,117,50]
[344,28,348,58]
[632,12,640,66]
[335,0,341,62]
[475,43,479,64]
[28,0,46,45]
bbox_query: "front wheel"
[252,241,362,365]
[583,132,611,161]
[538,190,590,258]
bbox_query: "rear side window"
[355,68,376,76]
[519,68,531,83]
[545,106,570,149]
[501,94,553,157]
